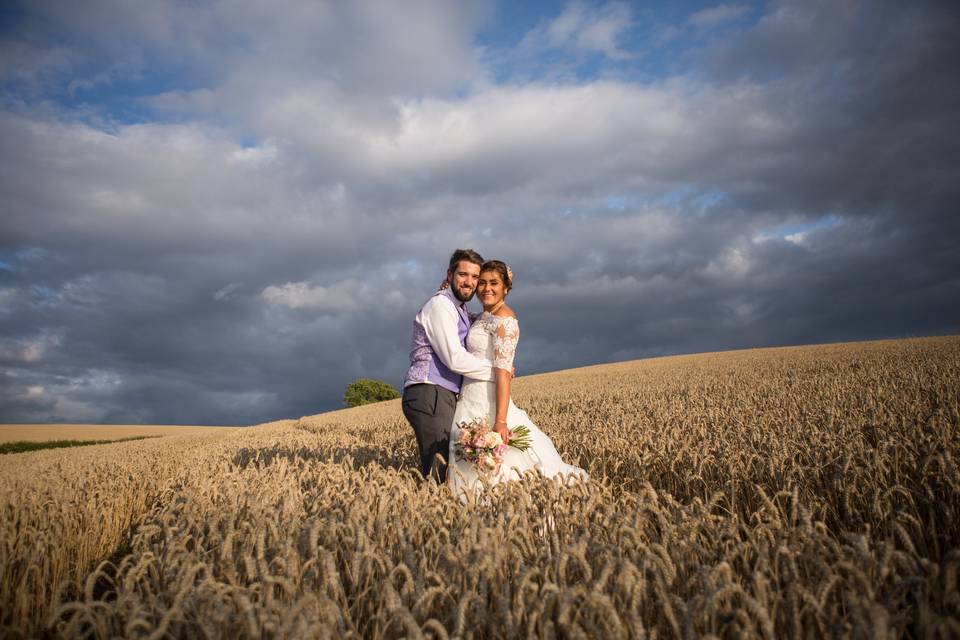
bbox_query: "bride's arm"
[493,369,511,440]
[491,316,519,442]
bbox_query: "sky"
[1,0,958,426]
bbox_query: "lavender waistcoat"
[404,291,470,393]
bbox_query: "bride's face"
[477,271,506,309]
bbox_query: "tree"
[343,378,400,407]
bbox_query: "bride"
[448,260,588,495]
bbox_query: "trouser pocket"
[402,384,438,416]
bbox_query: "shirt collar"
[442,287,467,311]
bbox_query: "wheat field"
[0,425,235,443]
[1,336,957,638]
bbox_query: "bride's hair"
[480,260,512,292]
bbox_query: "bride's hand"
[494,421,510,444]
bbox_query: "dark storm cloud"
[701,0,960,215]
[1,0,958,425]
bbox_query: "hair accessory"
[506,265,513,285]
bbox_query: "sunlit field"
[0,425,234,443]
[1,337,957,638]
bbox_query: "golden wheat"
[1,337,958,638]
[0,425,234,443]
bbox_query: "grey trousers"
[402,383,458,482]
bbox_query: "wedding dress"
[448,312,588,496]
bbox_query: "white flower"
[481,432,503,448]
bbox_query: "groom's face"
[447,261,481,303]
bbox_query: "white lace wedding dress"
[448,312,588,496]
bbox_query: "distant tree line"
[343,378,400,407]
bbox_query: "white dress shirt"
[415,289,494,382]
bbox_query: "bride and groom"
[401,249,586,494]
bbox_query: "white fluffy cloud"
[261,280,362,313]
[542,1,633,59]
[689,4,749,27]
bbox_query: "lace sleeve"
[491,316,519,370]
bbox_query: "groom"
[402,249,496,482]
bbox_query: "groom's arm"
[420,298,495,381]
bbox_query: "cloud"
[689,4,749,27]
[0,332,59,364]
[5,1,487,95]
[0,0,958,425]
[518,1,633,61]
[549,1,632,58]
[261,280,362,313]
[212,282,242,301]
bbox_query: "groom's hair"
[448,249,484,272]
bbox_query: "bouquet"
[454,416,532,475]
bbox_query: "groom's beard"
[451,282,476,303]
